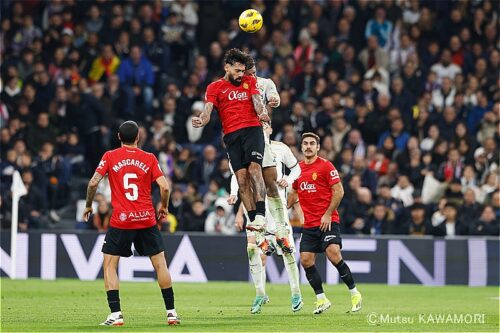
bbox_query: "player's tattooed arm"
[85,172,103,208]
[192,102,213,128]
[83,172,103,221]
[252,94,270,122]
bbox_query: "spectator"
[358,35,389,71]
[181,200,207,232]
[117,45,155,119]
[92,200,111,232]
[377,117,410,152]
[368,202,394,235]
[433,203,467,236]
[365,6,393,50]
[391,175,414,207]
[469,205,499,236]
[205,197,236,235]
[430,49,462,83]
[88,44,121,84]
[405,203,433,236]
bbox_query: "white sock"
[111,311,122,317]
[261,259,267,289]
[268,197,288,237]
[282,252,301,295]
[316,293,326,300]
[349,287,359,296]
[247,244,265,296]
[166,309,177,316]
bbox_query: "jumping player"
[288,132,362,314]
[83,121,180,326]
[229,123,303,314]
[192,48,269,245]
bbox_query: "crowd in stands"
[0,0,498,237]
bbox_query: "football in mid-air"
[238,9,263,33]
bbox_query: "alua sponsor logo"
[228,90,248,101]
[128,211,152,219]
[299,181,317,192]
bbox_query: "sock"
[255,201,265,216]
[304,265,324,295]
[334,260,356,290]
[106,290,121,313]
[161,287,175,311]
[316,292,326,300]
[261,261,267,287]
[268,197,288,237]
[349,287,359,296]
[248,210,257,222]
[282,252,300,295]
[247,244,265,296]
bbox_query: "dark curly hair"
[245,55,256,70]
[223,48,248,66]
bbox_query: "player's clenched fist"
[191,116,204,128]
[83,207,93,222]
[157,206,168,219]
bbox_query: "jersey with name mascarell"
[292,157,341,228]
[205,75,261,135]
[95,146,163,229]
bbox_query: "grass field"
[1,279,498,332]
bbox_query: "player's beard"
[228,74,242,86]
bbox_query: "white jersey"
[256,77,280,107]
[256,76,280,141]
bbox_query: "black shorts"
[299,224,342,253]
[102,225,165,257]
[223,126,265,172]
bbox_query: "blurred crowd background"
[0,0,498,237]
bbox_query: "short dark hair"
[245,56,255,70]
[118,120,139,144]
[223,48,248,66]
[301,132,320,144]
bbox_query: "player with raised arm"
[288,132,362,315]
[192,48,269,245]
[82,121,180,326]
[229,123,303,314]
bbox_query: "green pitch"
[1,279,498,332]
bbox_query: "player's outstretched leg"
[151,252,181,325]
[247,242,267,314]
[326,245,362,313]
[301,253,331,315]
[101,254,124,326]
[263,167,293,253]
[282,252,303,312]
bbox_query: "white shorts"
[262,140,276,168]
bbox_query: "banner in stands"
[1,232,498,286]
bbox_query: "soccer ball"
[238,9,263,33]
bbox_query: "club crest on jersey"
[312,172,317,180]
[243,82,249,89]
[119,213,127,221]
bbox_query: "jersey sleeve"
[248,76,260,96]
[205,82,219,108]
[325,161,341,187]
[292,178,298,190]
[150,154,164,182]
[95,152,109,176]
[282,144,298,169]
